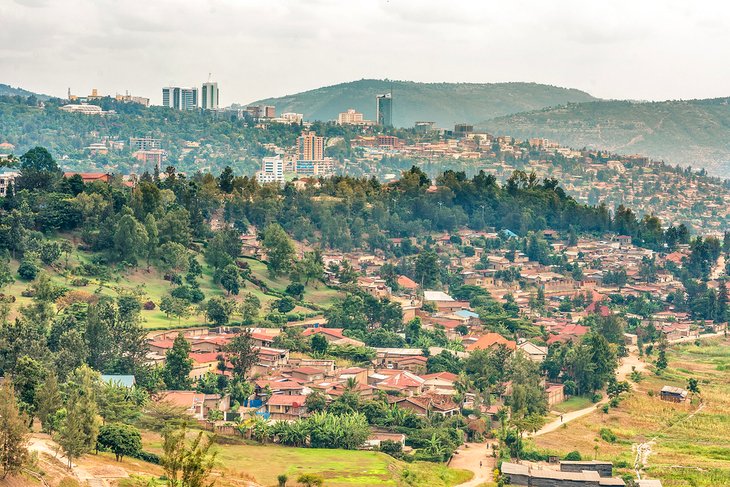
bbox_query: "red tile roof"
[267,394,307,406]
[466,333,516,352]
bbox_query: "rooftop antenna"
[208,72,212,83]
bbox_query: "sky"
[2,0,730,106]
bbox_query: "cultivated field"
[532,337,730,486]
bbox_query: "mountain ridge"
[478,97,730,176]
[246,78,598,127]
[0,83,50,100]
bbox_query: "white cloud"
[1,0,729,104]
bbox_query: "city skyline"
[3,0,730,105]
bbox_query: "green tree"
[415,250,439,288]
[160,296,191,324]
[0,382,29,479]
[17,146,61,191]
[240,293,261,324]
[206,296,233,327]
[59,366,101,468]
[114,213,149,265]
[35,371,61,433]
[297,473,324,487]
[161,426,217,487]
[226,331,258,380]
[304,390,327,413]
[97,423,142,462]
[311,334,328,355]
[217,264,241,296]
[218,166,234,193]
[144,213,160,269]
[0,257,14,291]
[163,334,193,390]
[261,224,295,277]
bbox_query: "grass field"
[532,337,730,486]
[551,396,594,414]
[142,431,472,487]
[241,257,342,307]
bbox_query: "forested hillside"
[248,79,597,127]
[480,98,730,176]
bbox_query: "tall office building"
[201,82,219,110]
[297,131,324,161]
[376,93,393,127]
[162,87,198,110]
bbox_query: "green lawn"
[143,432,471,487]
[552,395,593,413]
[241,257,342,307]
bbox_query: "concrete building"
[279,112,303,124]
[115,93,150,107]
[255,155,284,185]
[59,104,103,115]
[0,170,19,197]
[338,108,373,125]
[130,137,161,151]
[376,93,392,127]
[201,82,219,110]
[162,87,198,110]
[501,461,625,486]
[297,131,324,161]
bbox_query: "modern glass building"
[162,87,198,110]
[376,93,393,127]
[201,82,219,110]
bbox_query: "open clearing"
[142,431,472,487]
[532,337,730,486]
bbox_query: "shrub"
[564,451,582,461]
[297,473,324,487]
[599,428,617,443]
[601,404,610,414]
[609,397,620,408]
[380,440,403,458]
[71,278,89,287]
[591,392,603,403]
[143,300,156,310]
[18,258,40,280]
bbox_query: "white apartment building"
[0,171,19,197]
[256,156,285,185]
[201,82,219,110]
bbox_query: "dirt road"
[451,442,495,486]
[532,351,647,437]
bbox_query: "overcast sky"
[2,0,730,105]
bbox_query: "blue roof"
[455,309,479,318]
[500,229,518,238]
[101,375,136,388]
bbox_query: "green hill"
[0,83,49,100]
[479,98,730,176]
[247,79,597,127]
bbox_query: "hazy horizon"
[3,0,730,106]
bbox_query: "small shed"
[660,385,688,403]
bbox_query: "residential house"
[266,394,308,420]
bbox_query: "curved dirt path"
[532,351,647,437]
[451,442,495,486]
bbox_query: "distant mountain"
[0,83,50,100]
[480,98,730,176]
[247,79,597,128]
